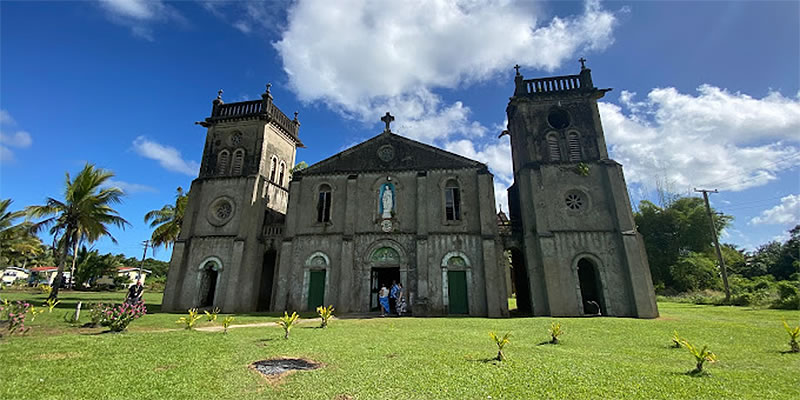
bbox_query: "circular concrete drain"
[252,358,321,377]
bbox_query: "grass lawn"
[1,290,798,399]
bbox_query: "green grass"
[1,290,799,399]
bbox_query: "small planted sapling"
[278,311,300,339]
[44,298,60,313]
[316,305,334,328]
[681,339,717,374]
[548,321,564,344]
[783,320,799,353]
[177,308,203,330]
[671,330,682,348]
[489,331,511,361]
[221,316,234,334]
[205,307,220,323]
[28,305,45,322]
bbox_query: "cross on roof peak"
[381,112,395,133]
[216,89,223,99]
[513,64,521,76]
[579,57,587,70]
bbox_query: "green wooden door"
[447,271,468,314]
[308,270,326,310]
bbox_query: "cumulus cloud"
[0,110,32,163]
[132,136,199,176]
[600,86,800,192]
[106,179,158,194]
[97,0,184,41]
[750,194,800,225]
[274,0,618,137]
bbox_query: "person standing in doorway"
[390,280,400,315]
[379,284,391,317]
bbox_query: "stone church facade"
[163,63,658,319]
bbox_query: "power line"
[695,188,731,301]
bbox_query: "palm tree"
[0,199,41,267]
[27,163,129,300]
[144,187,187,249]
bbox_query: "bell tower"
[162,84,303,313]
[506,61,658,318]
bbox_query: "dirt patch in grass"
[33,352,81,361]
[250,357,322,385]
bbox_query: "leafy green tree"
[635,196,732,292]
[144,187,187,250]
[72,246,121,287]
[0,199,44,267]
[773,225,800,280]
[670,252,720,292]
[27,163,129,300]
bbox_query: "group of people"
[378,280,407,316]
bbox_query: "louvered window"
[217,150,230,175]
[567,133,581,161]
[269,157,277,181]
[317,184,332,222]
[547,135,561,161]
[231,149,245,175]
[278,163,286,185]
[445,179,461,221]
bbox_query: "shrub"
[101,302,147,332]
[316,305,334,328]
[88,303,108,327]
[783,320,799,353]
[37,284,52,295]
[773,281,800,310]
[278,311,300,339]
[205,307,220,323]
[489,331,511,361]
[5,301,32,335]
[221,316,234,334]
[681,339,717,374]
[176,308,202,330]
[548,321,564,344]
[0,298,10,320]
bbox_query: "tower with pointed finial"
[503,60,658,318]
[162,84,303,313]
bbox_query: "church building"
[162,62,658,319]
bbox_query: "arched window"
[567,132,581,161]
[278,162,286,186]
[547,134,561,161]
[269,157,277,182]
[444,179,461,221]
[231,149,245,175]
[317,184,332,223]
[216,150,230,175]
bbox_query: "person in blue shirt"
[390,281,400,315]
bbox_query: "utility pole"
[138,240,149,283]
[694,188,730,301]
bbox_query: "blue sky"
[1,0,798,262]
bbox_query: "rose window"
[216,202,232,219]
[231,133,243,145]
[565,193,583,210]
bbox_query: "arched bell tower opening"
[577,258,604,316]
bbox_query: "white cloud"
[106,179,157,194]
[750,194,800,225]
[132,136,199,176]
[97,0,184,41]
[274,0,619,141]
[0,110,32,163]
[201,0,286,35]
[600,86,800,192]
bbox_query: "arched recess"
[217,150,230,175]
[365,239,408,311]
[278,162,286,186]
[566,131,582,161]
[508,247,531,314]
[269,156,278,181]
[195,256,223,308]
[546,133,562,162]
[573,254,608,316]
[441,251,472,315]
[231,148,245,175]
[302,251,330,311]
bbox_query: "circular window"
[207,196,235,226]
[547,109,570,129]
[230,132,243,145]
[377,145,395,162]
[565,193,583,210]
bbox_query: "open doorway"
[199,262,218,308]
[578,258,605,315]
[257,250,277,311]
[370,267,400,311]
[509,248,531,314]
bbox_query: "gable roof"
[297,131,487,176]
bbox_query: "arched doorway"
[198,260,221,308]
[258,249,277,311]
[370,247,401,311]
[577,258,604,315]
[509,248,531,314]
